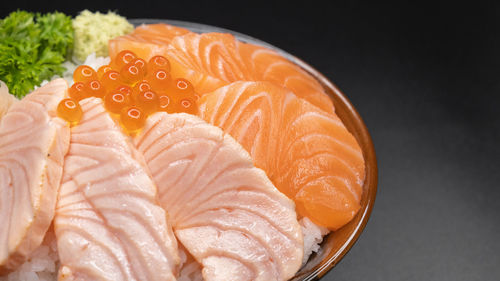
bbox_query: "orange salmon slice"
[109,23,191,61]
[0,79,69,273]
[134,113,303,281]
[198,81,365,230]
[166,32,334,113]
[54,98,180,281]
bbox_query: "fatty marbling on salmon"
[134,113,303,281]
[54,98,180,281]
[199,81,365,230]
[0,79,70,273]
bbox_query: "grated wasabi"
[72,10,133,62]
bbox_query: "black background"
[2,1,499,280]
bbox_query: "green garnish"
[0,11,73,98]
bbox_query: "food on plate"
[72,10,133,62]
[54,98,180,280]
[134,113,303,281]
[0,81,17,119]
[198,81,365,230]
[109,23,190,62]
[0,15,368,280]
[0,79,69,273]
[0,11,73,97]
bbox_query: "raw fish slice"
[0,81,17,120]
[109,23,191,61]
[165,32,335,113]
[54,98,179,281]
[198,81,365,230]
[0,79,69,273]
[134,113,303,281]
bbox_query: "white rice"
[38,53,110,89]
[2,54,330,280]
[0,230,59,281]
[300,217,330,265]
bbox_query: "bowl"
[130,19,378,280]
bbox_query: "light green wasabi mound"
[72,10,133,62]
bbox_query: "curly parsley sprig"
[0,11,73,98]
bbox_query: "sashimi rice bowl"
[0,10,377,281]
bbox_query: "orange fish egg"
[101,70,121,92]
[73,65,98,83]
[158,95,171,112]
[57,98,83,126]
[104,92,131,114]
[132,80,152,101]
[146,69,171,92]
[148,55,170,73]
[171,78,196,99]
[120,62,145,85]
[131,58,147,74]
[120,106,146,134]
[97,65,113,79]
[113,50,137,70]
[136,90,159,115]
[115,85,133,100]
[86,80,106,98]
[179,98,198,115]
[68,82,88,101]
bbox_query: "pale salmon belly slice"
[109,23,191,61]
[198,81,365,230]
[0,79,70,273]
[0,81,17,120]
[54,98,180,281]
[165,32,335,113]
[134,113,303,281]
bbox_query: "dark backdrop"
[2,1,499,280]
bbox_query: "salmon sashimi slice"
[0,79,70,273]
[134,113,303,281]
[0,81,17,120]
[164,32,335,113]
[54,98,180,281]
[109,23,191,61]
[198,81,365,230]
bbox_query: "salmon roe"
[120,62,145,85]
[146,69,171,92]
[116,85,133,101]
[101,70,121,91]
[57,98,83,126]
[68,82,87,101]
[105,92,131,114]
[73,65,98,83]
[132,81,152,101]
[63,50,199,132]
[86,80,106,98]
[120,106,146,134]
[135,90,159,115]
[148,55,170,73]
[97,65,113,79]
[114,50,137,70]
[172,78,196,100]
